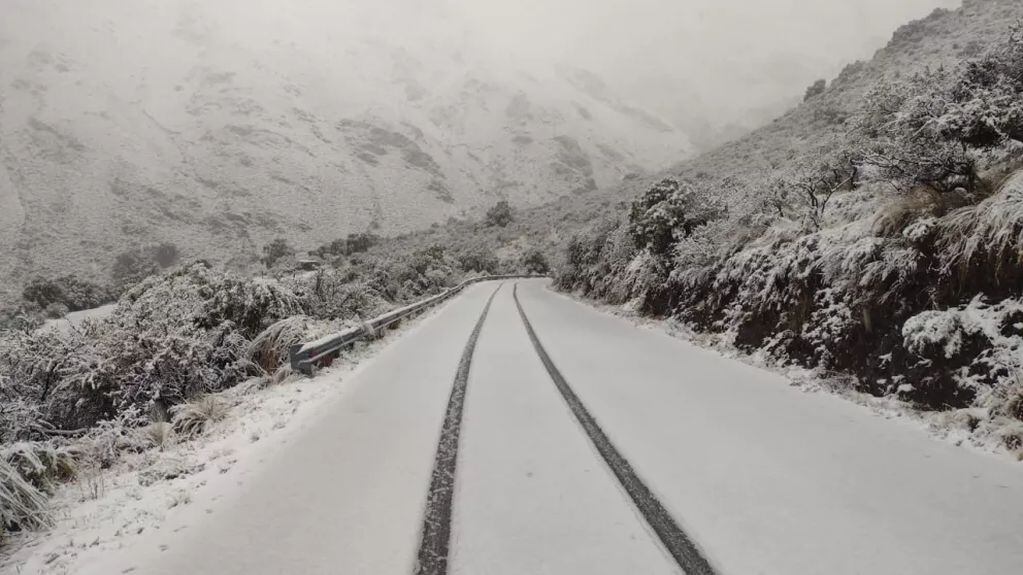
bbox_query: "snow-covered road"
[81,279,1023,574]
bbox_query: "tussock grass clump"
[0,443,75,539]
[247,316,309,375]
[170,395,230,437]
[143,422,176,450]
[935,179,1023,280]
[0,458,51,537]
[873,186,975,237]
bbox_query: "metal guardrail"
[289,275,542,375]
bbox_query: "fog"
[4,0,961,147]
[453,0,963,143]
[227,0,963,144]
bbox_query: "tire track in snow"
[413,283,502,575]
[512,283,719,575]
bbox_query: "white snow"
[516,279,1023,575]
[29,282,501,575]
[7,279,1023,574]
[451,285,679,574]
[0,284,497,574]
[39,304,116,335]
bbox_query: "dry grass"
[873,186,977,237]
[0,455,54,537]
[935,176,1023,277]
[143,422,176,450]
[247,316,309,376]
[170,395,230,438]
[1,443,76,538]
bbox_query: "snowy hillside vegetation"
[0,242,527,542]
[0,0,690,304]
[557,3,1023,453]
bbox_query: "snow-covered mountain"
[0,0,691,299]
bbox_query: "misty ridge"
[0,0,957,303]
[4,0,1023,571]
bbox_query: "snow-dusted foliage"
[628,178,726,257]
[0,263,304,441]
[364,245,460,302]
[0,263,320,533]
[557,23,1023,448]
[0,251,505,531]
[284,269,389,322]
[903,297,1023,435]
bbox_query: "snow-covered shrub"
[520,249,550,275]
[555,216,640,303]
[485,200,514,228]
[941,21,1023,146]
[22,275,112,312]
[170,395,229,437]
[628,178,725,258]
[903,307,985,361]
[366,245,459,303]
[287,269,388,321]
[0,325,106,437]
[111,248,162,294]
[804,79,827,101]
[260,238,296,269]
[0,305,44,332]
[456,245,500,274]
[42,303,69,319]
[81,411,150,469]
[0,262,306,439]
[903,297,1023,422]
[95,263,302,411]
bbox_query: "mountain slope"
[0,0,690,301]
[397,0,1023,260]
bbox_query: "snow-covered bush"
[0,306,44,332]
[903,297,1023,417]
[485,200,514,228]
[559,23,1023,438]
[366,245,459,302]
[285,269,388,321]
[520,249,550,275]
[628,178,725,258]
[456,245,500,274]
[21,276,112,312]
[0,262,305,440]
[260,238,296,269]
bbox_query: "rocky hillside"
[0,0,690,302]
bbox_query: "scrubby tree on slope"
[485,200,514,228]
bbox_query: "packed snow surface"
[8,279,1023,574]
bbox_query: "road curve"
[78,279,1023,575]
